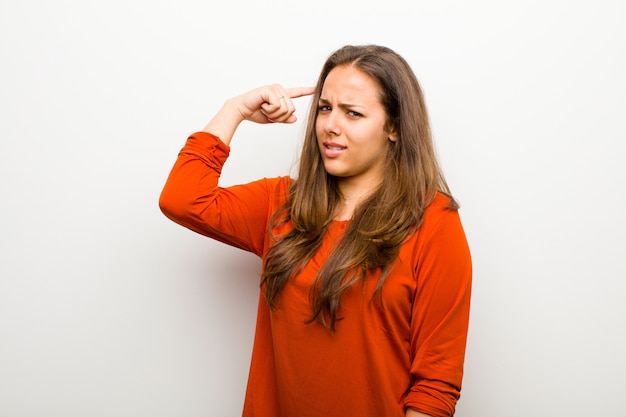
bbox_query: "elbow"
[159,186,186,223]
[158,190,174,220]
[158,191,171,218]
[158,184,209,228]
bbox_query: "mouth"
[322,142,347,158]
[325,143,346,150]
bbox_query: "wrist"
[202,99,245,145]
[222,97,247,124]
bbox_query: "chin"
[321,162,346,178]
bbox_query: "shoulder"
[418,192,466,242]
[251,176,294,207]
[406,192,471,273]
[264,176,294,195]
[423,192,459,220]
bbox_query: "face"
[316,65,396,188]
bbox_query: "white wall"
[1,1,625,416]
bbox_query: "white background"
[1,0,625,416]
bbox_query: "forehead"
[320,65,383,104]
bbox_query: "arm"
[159,84,314,252]
[406,409,433,417]
[404,198,472,417]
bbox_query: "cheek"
[315,119,324,137]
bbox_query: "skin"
[202,80,431,417]
[315,65,397,220]
[202,84,314,146]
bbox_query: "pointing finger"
[286,86,316,99]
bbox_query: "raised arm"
[159,84,314,254]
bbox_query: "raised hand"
[232,84,316,124]
[203,84,315,145]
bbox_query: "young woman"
[160,45,472,417]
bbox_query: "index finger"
[286,86,316,99]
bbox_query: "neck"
[340,189,373,205]
[334,181,379,220]
[337,179,379,205]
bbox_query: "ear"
[387,122,398,142]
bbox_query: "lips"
[323,141,346,158]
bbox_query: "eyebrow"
[318,97,365,109]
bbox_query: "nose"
[323,110,340,136]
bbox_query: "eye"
[318,105,331,112]
[348,110,363,118]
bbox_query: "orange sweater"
[160,132,472,417]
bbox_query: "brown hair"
[261,45,456,330]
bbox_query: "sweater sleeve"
[404,196,472,417]
[159,131,288,257]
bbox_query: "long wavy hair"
[261,45,456,330]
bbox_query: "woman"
[160,44,471,417]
